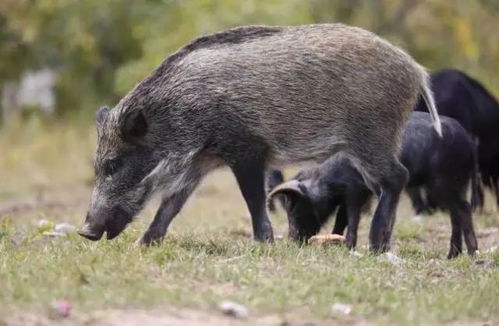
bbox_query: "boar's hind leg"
[351,153,408,253]
[231,159,274,242]
[138,180,200,246]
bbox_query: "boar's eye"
[102,158,124,177]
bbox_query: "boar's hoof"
[253,225,274,243]
[254,233,274,243]
[137,239,157,247]
[136,232,164,246]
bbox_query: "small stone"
[37,219,54,232]
[412,215,423,222]
[331,303,352,315]
[54,223,77,234]
[52,300,71,318]
[308,234,346,245]
[43,231,66,237]
[384,252,404,266]
[37,219,51,228]
[349,251,363,258]
[218,300,248,319]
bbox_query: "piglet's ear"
[268,179,306,199]
[268,179,308,211]
[119,109,148,141]
[96,106,110,127]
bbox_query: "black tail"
[470,137,484,211]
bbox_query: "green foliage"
[0,0,498,120]
[1,0,144,117]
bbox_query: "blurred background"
[0,0,498,199]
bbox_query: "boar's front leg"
[138,180,200,246]
[231,159,274,242]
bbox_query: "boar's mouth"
[105,206,132,240]
[105,216,129,240]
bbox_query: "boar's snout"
[78,214,105,241]
[78,206,132,241]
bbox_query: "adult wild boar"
[78,24,441,252]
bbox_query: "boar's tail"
[420,75,443,137]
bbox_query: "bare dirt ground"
[4,307,366,326]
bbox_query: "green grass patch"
[1,124,498,325]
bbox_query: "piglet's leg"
[332,205,348,235]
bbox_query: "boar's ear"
[268,180,307,210]
[119,109,148,141]
[96,106,110,127]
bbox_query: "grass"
[0,123,498,325]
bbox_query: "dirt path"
[3,308,356,326]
